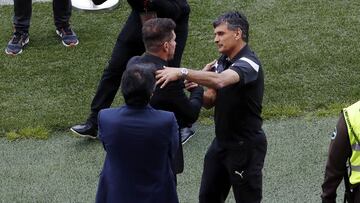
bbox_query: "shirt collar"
[228,44,249,63]
[143,52,168,66]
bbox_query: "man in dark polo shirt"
[127,18,204,174]
[156,11,267,203]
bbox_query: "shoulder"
[151,108,176,121]
[229,48,263,85]
[232,56,260,72]
[99,107,123,119]
[126,56,142,69]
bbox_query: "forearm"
[185,69,224,89]
[188,86,204,110]
[156,67,239,89]
[177,87,204,125]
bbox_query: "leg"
[5,0,31,55]
[88,10,145,125]
[13,0,32,33]
[169,11,189,67]
[199,139,231,203]
[53,0,71,29]
[232,132,267,203]
[232,173,263,203]
[70,10,144,137]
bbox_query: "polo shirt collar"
[228,44,249,63]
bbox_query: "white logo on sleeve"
[239,57,259,72]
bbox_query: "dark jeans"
[199,133,267,203]
[88,9,189,125]
[13,0,72,33]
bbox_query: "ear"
[235,28,242,40]
[163,41,170,52]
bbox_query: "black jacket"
[127,53,203,128]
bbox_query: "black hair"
[213,11,249,42]
[142,18,176,52]
[121,64,156,106]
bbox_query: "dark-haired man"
[96,64,179,203]
[127,18,203,174]
[70,0,191,139]
[156,11,267,202]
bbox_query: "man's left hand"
[184,80,199,91]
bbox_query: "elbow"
[212,78,226,89]
[213,83,226,90]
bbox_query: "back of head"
[121,64,156,106]
[213,11,250,42]
[142,18,176,52]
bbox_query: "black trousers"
[88,9,189,125]
[199,134,267,203]
[13,0,72,33]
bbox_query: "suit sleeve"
[170,114,179,159]
[98,111,107,151]
[150,84,203,127]
[321,113,352,203]
[174,86,204,125]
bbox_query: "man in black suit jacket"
[127,18,203,174]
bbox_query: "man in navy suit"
[95,64,179,203]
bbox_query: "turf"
[1,0,360,133]
[0,117,345,202]
[0,0,358,202]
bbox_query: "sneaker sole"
[5,37,29,56]
[70,127,97,139]
[56,30,79,47]
[181,132,195,145]
[61,40,79,47]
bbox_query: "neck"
[146,51,168,61]
[228,42,246,60]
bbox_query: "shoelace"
[61,27,73,36]
[11,33,23,44]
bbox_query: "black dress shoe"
[70,122,98,139]
[180,127,195,144]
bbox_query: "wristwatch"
[180,68,188,79]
